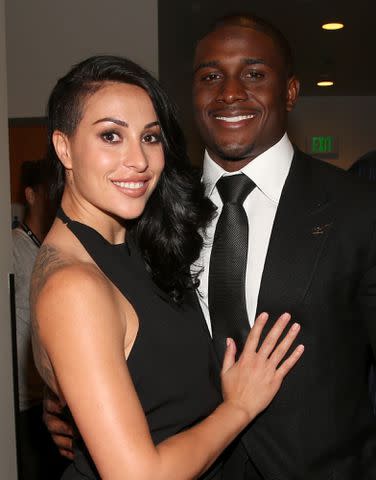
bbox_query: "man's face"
[193,24,299,171]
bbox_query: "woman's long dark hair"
[47,55,214,303]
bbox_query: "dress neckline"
[56,207,130,254]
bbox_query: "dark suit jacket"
[225,150,376,479]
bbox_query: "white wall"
[6,0,159,118]
[0,0,18,477]
[288,96,376,170]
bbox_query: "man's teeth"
[113,181,144,189]
[216,114,256,122]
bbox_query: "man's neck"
[23,214,43,242]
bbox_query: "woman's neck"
[61,197,126,245]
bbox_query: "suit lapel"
[257,151,334,325]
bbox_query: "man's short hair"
[198,13,294,77]
[20,159,45,192]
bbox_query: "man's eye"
[101,131,121,143]
[245,70,264,80]
[202,73,221,81]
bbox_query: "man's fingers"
[44,413,73,436]
[51,433,73,451]
[43,390,64,415]
[257,313,291,358]
[276,344,305,378]
[44,399,64,416]
[60,449,75,461]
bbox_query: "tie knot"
[216,174,255,204]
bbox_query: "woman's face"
[54,82,165,221]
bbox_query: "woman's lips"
[111,179,149,197]
[112,181,145,189]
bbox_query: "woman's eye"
[142,133,161,144]
[101,131,121,143]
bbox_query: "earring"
[66,170,73,183]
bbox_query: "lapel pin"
[311,223,332,235]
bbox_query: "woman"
[30,55,304,479]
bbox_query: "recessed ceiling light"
[322,22,344,30]
[317,81,334,87]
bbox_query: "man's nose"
[217,77,248,104]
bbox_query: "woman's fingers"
[256,313,292,358]
[222,338,236,374]
[268,322,301,368]
[220,312,304,421]
[239,312,304,380]
[242,312,269,355]
[275,344,305,379]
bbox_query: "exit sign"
[307,135,338,159]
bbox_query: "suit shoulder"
[296,150,376,199]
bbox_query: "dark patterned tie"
[209,173,256,362]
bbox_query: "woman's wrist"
[217,400,253,431]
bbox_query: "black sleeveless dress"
[57,210,223,480]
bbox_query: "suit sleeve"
[358,218,376,356]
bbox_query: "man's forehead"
[195,24,273,53]
[194,25,275,64]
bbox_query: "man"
[191,14,376,479]
[13,159,54,426]
[13,159,64,479]
[45,13,376,479]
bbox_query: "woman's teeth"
[113,181,145,189]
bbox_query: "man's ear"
[286,75,300,112]
[24,186,35,207]
[52,131,72,169]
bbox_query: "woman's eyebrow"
[93,117,128,127]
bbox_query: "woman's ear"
[52,131,72,169]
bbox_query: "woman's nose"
[123,141,148,172]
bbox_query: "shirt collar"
[202,133,294,204]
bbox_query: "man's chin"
[211,142,256,162]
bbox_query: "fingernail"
[291,322,300,331]
[226,338,231,347]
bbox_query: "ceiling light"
[322,22,344,30]
[317,80,334,87]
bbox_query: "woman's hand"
[221,312,304,422]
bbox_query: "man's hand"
[43,387,74,460]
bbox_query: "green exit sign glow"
[311,136,334,154]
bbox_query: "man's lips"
[210,110,259,124]
[215,114,256,122]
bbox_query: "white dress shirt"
[194,133,294,334]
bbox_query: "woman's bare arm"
[32,248,303,480]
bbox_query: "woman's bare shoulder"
[31,242,105,298]
[30,241,119,338]
[31,242,126,398]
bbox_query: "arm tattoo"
[30,244,71,392]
